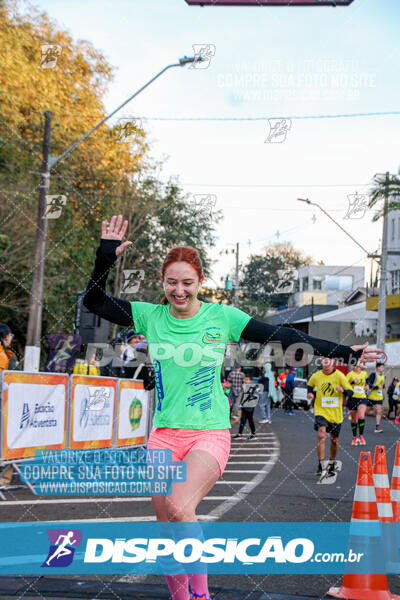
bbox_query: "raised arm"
[83,215,133,327]
[240,317,382,366]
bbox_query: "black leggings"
[284,392,294,411]
[239,407,256,434]
[388,396,398,417]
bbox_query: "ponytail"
[160,295,169,305]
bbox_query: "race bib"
[354,386,364,395]
[321,396,339,408]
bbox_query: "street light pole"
[376,172,390,350]
[234,242,239,307]
[24,56,201,371]
[297,198,371,257]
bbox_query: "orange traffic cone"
[391,441,400,522]
[374,445,398,573]
[374,446,394,522]
[328,452,400,600]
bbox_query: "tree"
[0,0,222,356]
[368,172,400,221]
[239,242,314,317]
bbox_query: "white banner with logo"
[1,371,68,460]
[69,375,116,448]
[116,380,149,447]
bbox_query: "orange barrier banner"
[1,371,68,460]
[115,379,149,447]
[69,375,116,450]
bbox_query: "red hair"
[160,246,204,305]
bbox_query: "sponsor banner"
[20,449,185,496]
[0,522,398,575]
[116,380,149,447]
[1,371,68,460]
[69,376,116,449]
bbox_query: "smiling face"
[163,261,203,314]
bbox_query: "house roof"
[266,304,337,326]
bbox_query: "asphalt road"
[1,404,400,599]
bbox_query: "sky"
[30,0,400,290]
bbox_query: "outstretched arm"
[240,318,381,365]
[83,215,133,326]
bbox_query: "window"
[391,270,400,295]
[302,277,309,291]
[392,219,396,241]
[324,275,353,291]
[398,217,400,239]
[313,277,322,290]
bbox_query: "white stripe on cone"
[377,503,393,518]
[354,485,376,502]
[373,473,390,488]
[392,465,400,478]
[351,517,380,523]
[391,489,400,501]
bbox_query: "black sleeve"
[240,318,362,366]
[367,373,377,388]
[307,386,314,396]
[344,389,354,399]
[83,239,133,327]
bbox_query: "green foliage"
[0,0,220,352]
[240,242,313,317]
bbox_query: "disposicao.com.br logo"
[42,529,82,567]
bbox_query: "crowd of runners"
[225,357,394,480]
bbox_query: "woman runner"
[83,215,381,600]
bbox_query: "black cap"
[376,361,385,367]
[0,323,11,340]
[126,329,139,343]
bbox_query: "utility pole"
[376,172,390,350]
[23,56,200,372]
[25,111,52,371]
[234,242,239,307]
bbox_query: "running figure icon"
[45,531,77,566]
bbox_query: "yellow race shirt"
[308,369,353,424]
[346,370,368,399]
[368,373,385,401]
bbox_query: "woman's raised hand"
[101,214,132,257]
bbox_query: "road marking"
[216,481,254,485]
[223,470,264,473]
[0,495,235,507]
[229,453,279,457]
[42,514,214,523]
[228,461,274,464]
[206,432,280,521]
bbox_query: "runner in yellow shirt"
[367,362,385,433]
[307,358,353,477]
[346,365,369,446]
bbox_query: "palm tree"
[368,171,400,221]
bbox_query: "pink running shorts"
[146,427,231,477]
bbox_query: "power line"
[143,111,400,121]
[182,182,370,188]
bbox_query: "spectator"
[233,376,261,440]
[228,363,245,419]
[122,330,143,379]
[258,363,277,424]
[0,323,18,487]
[284,367,296,415]
[73,353,100,376]
[387,377,399,419]
[131,339,155,391]
[0,324,18,372]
